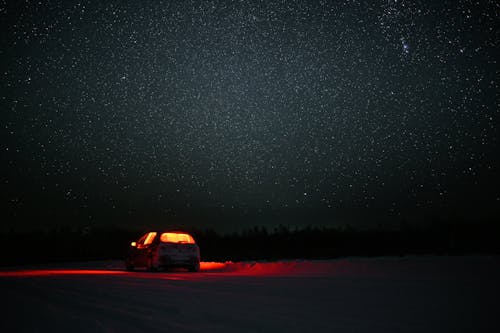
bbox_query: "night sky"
[1,0,499,232]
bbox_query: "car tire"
[189,263,200,272]
[125,260,134,271]
[147,257,157,272]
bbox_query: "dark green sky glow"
[1,0,498,231]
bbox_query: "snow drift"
[1,256,498,332]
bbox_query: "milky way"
[1,0,498,231]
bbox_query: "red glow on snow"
[0,270,126,277]
[200,262,229,271]
[0,260,366,278]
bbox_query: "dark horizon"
[1,0,499,233]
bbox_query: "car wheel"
[125,260,134,271]
[189,263,200,272]
[147,257,157,272]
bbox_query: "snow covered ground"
[1,256,498,332]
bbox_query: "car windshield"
[160,232,195,244]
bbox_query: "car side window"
[136,234,148,249]
[144,232,157,246]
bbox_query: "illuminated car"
[125,231,200,272]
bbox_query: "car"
[125,231,200,272]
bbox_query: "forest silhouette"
[1,220,498,266]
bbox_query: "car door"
[135,232,158,267]
[131,233,148,267]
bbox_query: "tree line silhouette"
[1,220,498,266]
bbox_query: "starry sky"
[1,0,499,232]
